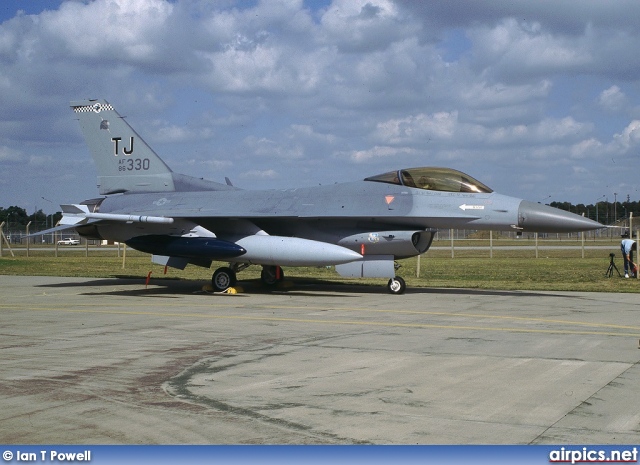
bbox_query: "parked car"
[57,238,80,245]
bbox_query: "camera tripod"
[606,253,621,278]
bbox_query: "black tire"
[261,266,284,287]
[212,267,237,292]
[387,276,406,295]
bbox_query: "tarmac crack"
[529,359,640,443]
[163,355,371,444]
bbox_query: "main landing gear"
[260,265,285,287]
[211,264,285,292]
[211,266,237,292]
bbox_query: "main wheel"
[261,266,284,287]
[387,276,406,295]
[212,267,237,292]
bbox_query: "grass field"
[1,239,637,293]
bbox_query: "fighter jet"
[40,99,602,294]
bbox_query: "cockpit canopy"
[364,167,493,194]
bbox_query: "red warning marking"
[385,195,395,205]
[361,243,365,255]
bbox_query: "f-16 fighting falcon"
[38,99,602,294]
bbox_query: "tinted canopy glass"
[364,167,493,193]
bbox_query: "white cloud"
[375,112,589,149]
[376,112,458,144]
[28,154,53,167]
[243,135,304,160]
[459,80,552,108]
[570,138,603,160]
[0,145,22,162]
[611,120,640,152]
[337,145,419,163]
[320,0,416,53]
[181,158,233,174]
[598,85,626,113]
[240,169,279,179]
[43,0,174,62]
[468,18,592,81]
[149,117,216,143]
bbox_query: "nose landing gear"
[387,276,406,294]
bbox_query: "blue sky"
[1,0,639,214]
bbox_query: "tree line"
[549,200,640,224]
[0,206,62,231]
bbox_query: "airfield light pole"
[594,195,605,239]
[595,195,605,224]
[41,197,55,244]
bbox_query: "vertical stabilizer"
[70,99,175,194]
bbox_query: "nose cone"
[518,200,602,233]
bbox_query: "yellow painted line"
[1,304,639,338]
[5,296,639,332]
[258,304,640,332]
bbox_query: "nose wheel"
[387,276,406,294]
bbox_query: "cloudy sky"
[1,0,639,214]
